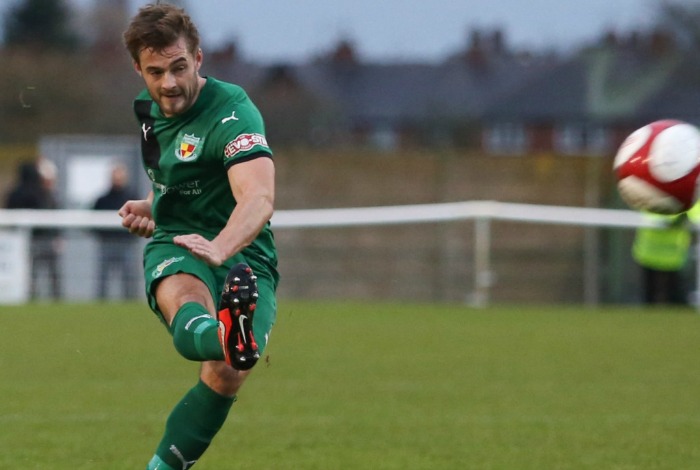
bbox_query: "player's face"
[135,37,203,117]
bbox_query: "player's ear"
[133,60,143,77]
[194,48,203,72]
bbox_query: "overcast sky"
[4,0,661,63]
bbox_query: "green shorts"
[143,240,278,353]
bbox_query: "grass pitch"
[1,301,699,469]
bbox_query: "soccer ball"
[613,119,700,214]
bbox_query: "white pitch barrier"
[0,201,681,306]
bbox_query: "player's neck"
[193,75,207,104]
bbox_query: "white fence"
[0,201,688,305]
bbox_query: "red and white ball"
[614,119,700,214]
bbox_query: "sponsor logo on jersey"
[224,133,269,158]
[155,179,202,196]
[175,133,203,161]
[152,256,185,279]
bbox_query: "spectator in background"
[36,157,63,299]
[93,163,138,299]
[5,161,44,209]
[632,207,698,305]
[5,158,62,299]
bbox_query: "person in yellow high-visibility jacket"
[632,205,699,305]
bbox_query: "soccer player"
[119,4,279,469]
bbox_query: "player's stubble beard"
[158,70,202,117]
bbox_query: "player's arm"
[174,157,274,265]
[118,190,156,238]
[218,156,275,255]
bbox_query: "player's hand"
[118,200,155,238]
[174,234,226,266]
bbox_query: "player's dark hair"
[123,3,200,63]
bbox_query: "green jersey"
[133,76,277,271]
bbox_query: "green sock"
[169,302,224,361]
[149,380,236,470]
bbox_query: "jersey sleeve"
[219,97,273,168]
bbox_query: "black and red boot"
[217,263,260,370]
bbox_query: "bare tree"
[657,0,700,50]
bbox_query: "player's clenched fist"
[119,199,155,238]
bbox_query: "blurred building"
[204,28,700,155]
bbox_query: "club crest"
[175,133,203,161]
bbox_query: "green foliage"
[1,301,699,469]
[3,0,81,51]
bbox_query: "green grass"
[1,301,700,469]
